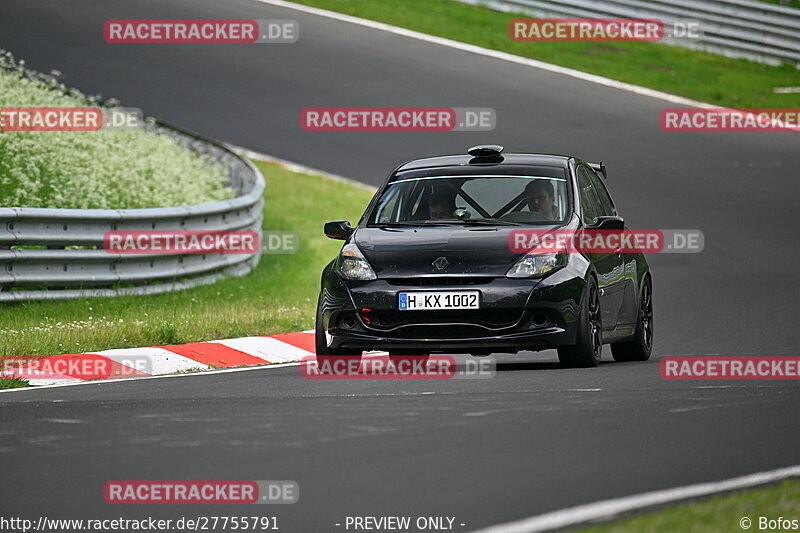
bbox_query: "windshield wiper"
[451,219,521,226]
[372,219,521,228]
[372,222,451,228]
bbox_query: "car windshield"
[368,174,569,226]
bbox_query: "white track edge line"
[253,0,714,109]
[255,0,800,132]
[470,464,800,533]
[0,360,303,394]
[236,146,378,192]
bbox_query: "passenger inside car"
[525,180,558,220]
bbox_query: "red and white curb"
[2,330,316,386]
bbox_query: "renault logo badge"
[432,257,449,271]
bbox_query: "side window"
[577,167,602,226]
[587,168,616,217]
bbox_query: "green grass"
[575,479,800,532]
[291,0,800,108]
[0,377,30,389]
[757,0,800,8]
[0,160,374,360]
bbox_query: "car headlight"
[338,243,377,280]
[506,250,566,278]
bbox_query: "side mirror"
[324,220,354,240]
[590,216,625,231]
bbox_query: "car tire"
[315,307,361,365]
[611,275,653,362]
[314,334,361,374]
[557,277,602,368]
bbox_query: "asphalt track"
[1,0,799,531]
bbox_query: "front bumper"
[320,268,585,354]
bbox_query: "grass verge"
[575,479,800,532]
[758,0,800,7]
[0,377,30,389]
[290,0,800,108]
[0,50,233,209]
[0,160,374,360]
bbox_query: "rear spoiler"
[589,162,607,180]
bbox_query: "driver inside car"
[427,193,457,220]
[525,180,558,220]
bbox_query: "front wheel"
[315,308,362,365]
[557,277,602,368]
[611,275,653,362]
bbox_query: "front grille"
[392,325,502,339]
[367,309,522,330]
[385,277,494,287]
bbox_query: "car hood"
[353,225,560,278]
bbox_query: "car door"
[577,166,625,331]
[586,167,638,329]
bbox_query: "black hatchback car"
[315,145,652,367]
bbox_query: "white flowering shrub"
[0,50,235,209]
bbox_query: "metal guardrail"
[460,0,800,67]
[0,124,265,302]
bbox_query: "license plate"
[398,291,480,311]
